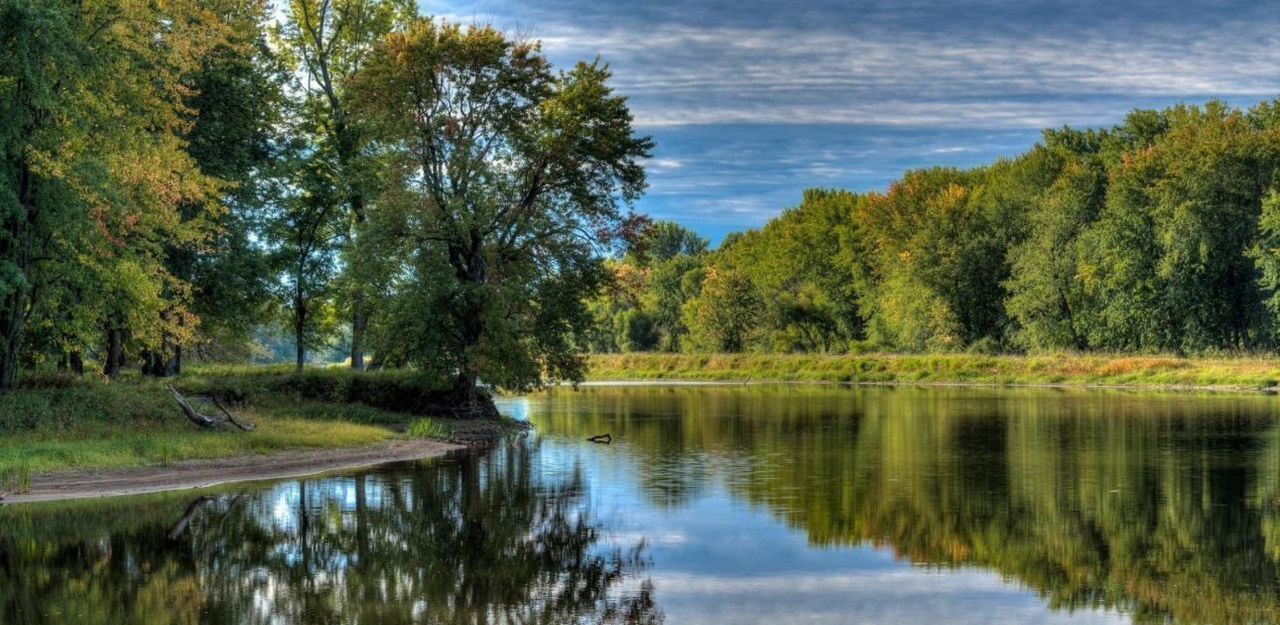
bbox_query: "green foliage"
[616,308,660,352]
[716,189,864,351]
[0,0,227,385]
[275,0,416,370]
[597,98,1280,357]
[682,267,763,352]
[1005,145,1104,350]
[352,19,652,392]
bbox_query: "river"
[4,384,1280,624]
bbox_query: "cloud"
[426,0,1280,239]
[435,2,1280,128]
[645,158,685,170]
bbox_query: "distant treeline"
[593,99,1280,355]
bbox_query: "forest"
[9,0,1280,414]
[0,0,650,407]
[595,102,1280,357]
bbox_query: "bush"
[178,366,460,415]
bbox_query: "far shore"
[584,353,1280,394]
[2,439,464,505]
[577,378,1280,395]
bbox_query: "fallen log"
[166,386,255,432]
[167,385,221,429]
[213,395,256,432]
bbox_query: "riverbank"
[585,353,1280,391]
[0,367,506,496]
[2,438,463,504]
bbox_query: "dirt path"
[1,439,465,505]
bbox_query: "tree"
[635,220,708,265]
[683,267,762,352]
[352,19,652,410]
[269,153,345,371]
[276,0,413,370]
[1082,103,1275,352]
[1004,152,1103,350]
[641,254,706,351]
[0,0,221,388]
[718,189,864,352]
[149,0,285,374]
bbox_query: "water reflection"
[7,386,1280,624]
[0,447,661,625]
[531,386,1280,625]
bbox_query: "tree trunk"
[143,350,159,376]
[69,350,84,376]
[295,333,306,372]
[0,283,28,392]
[350,302,366,370]
[294,283,307,372]
[0,159,34,393]
[340,119,367,371]
[104,328,123,378]
[144,342,182,378]
[447,238,501,419]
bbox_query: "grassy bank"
[586,353,1280,389]
[0,366,483,489]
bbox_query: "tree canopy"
[595,99,1280,357]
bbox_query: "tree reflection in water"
[533,386,1280,625]
[0,446,662,625]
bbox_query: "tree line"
[593,100,1280,355]
[0,0,650,401]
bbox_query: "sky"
[430,0,1280,243]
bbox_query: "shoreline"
[584,353,1280,395]
[1,438,465,505]
[577,378,1280,395]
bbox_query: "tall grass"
[585,352,1280,389]
[0,367,461,482]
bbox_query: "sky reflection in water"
[7,385,1280,624]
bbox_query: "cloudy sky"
[432,0,1280,242]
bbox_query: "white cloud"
[646,158,685,170]
[434,8,1280,129]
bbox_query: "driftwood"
[587,433,612,444]
[212,395,256,431]
[166,386,255,432]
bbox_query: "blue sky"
[432,0,1280,243]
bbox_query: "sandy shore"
[1,439,465,505]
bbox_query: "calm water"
[5,385,1280,625]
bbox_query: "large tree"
[353,19,651,411]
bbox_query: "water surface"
[5,385,1280,624]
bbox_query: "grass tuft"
[407,417,450,439]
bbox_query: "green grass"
[407,417,451,439]
[0,368,464,486]
[585,352,1280,389]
